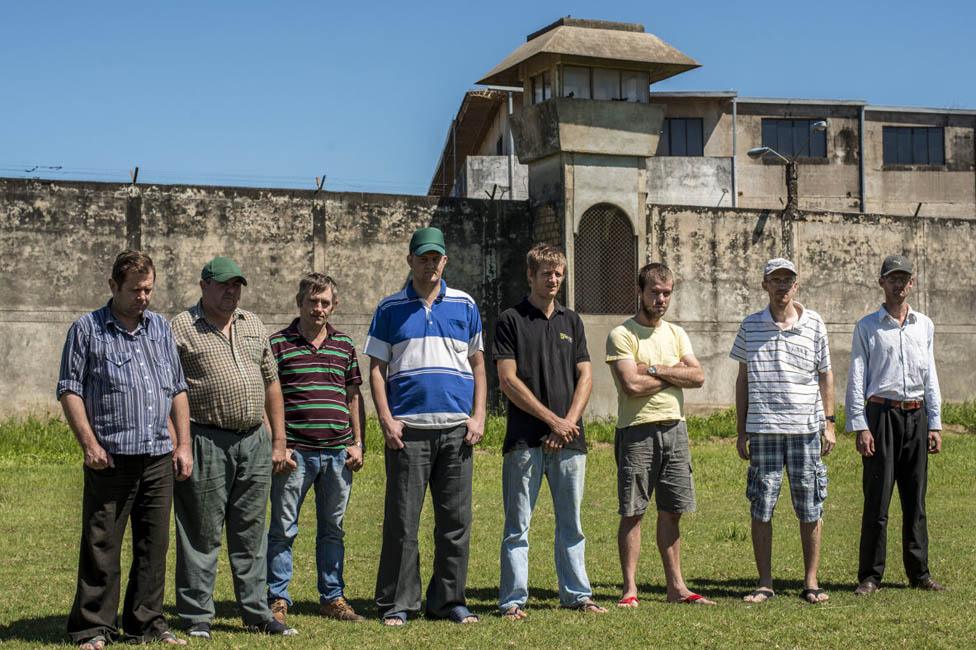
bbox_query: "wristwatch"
[824,415,836,423]
[646,365,658,376]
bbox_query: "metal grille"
[574,204,636,314]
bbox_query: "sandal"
[617,596,639,608]
[79,636,108,650]
[800,588,829,604]
[446,605,479,624]
[669,593,716,605]
[743,588,775,603]
[501,605,527,621]
[382,611,407,627]
[569,598,607,613]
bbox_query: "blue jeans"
[499,446,592,611]
[267,447,352,605]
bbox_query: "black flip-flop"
[744,588,775,602]
[800,588,829,604]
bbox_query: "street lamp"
[748,120,828,211]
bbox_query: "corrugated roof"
[477,22,699,87]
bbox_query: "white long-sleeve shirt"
[845,305,941,432]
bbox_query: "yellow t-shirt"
[605,318,693,427]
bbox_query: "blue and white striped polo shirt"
[730,303,831,435]
[364,280,483,429]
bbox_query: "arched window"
[574,203,637,314]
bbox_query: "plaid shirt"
[56,302,187,456]
[171,302,277,430]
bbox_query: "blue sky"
[2,0,973,194]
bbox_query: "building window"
[883,126,944,165]
[593,68,621,101]
[531,71,551,104]
[663,118,704,156]
[562,66,591,99]
[621,70,649,103]
[574,204,636,314]
[761,119,827,158]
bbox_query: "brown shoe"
[854,580,880,596]
[320,597,365,622]
[270,598,288,624]
[911,578,946,592]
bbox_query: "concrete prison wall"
[2,177,974,419]
[580,204,976,418]
[0,178,533,416]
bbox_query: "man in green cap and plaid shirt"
[171,256,298,638]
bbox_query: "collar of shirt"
[189,300,246,327]
[102,300,157,339]
[284,318,336,346]
[405,279,447,303]
[875,305,918,326]
[519,295,565,319]
[761,301,808,331]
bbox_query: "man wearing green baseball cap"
[170,256,297,638]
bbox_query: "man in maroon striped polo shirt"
[265,273,366,623]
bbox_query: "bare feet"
[78,636,107,650]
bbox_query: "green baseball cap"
[201,256,247,285]
[409,227,446,256]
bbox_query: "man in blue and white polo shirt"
[365,226,486,626]
[731,258,835,605]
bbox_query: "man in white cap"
[731,258,834,604]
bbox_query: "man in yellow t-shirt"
[605,262,713,607]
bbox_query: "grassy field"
[1,414,974,649]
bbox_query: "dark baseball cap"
[409,227,446,256]
[201,256,248,285]
[880,255,913,277]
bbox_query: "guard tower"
[477,17,698,312]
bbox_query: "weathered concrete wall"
[863,111,976,217]
[578,204,976,418]
[646,157,733,207]
[462,156,528,201]
[0,178,533,415]
[4,178,974,420]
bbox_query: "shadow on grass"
[0,614,66,644]
[593,577,910,600]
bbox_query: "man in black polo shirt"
[493,244,605,620]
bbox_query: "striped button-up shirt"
[845,306,942,432]
[272,319,362,450]
[171,302,278,431]
[56,302,187,456]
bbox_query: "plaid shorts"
[746,432,827,523]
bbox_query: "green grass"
[1,416,974,648]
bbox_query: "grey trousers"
[174,423,273,626]
[375,424,473,619]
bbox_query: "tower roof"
[477,17,700,86]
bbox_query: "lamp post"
[748,120,828,212]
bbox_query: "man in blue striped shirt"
[731,258,834,605]
[365,226,486,626]
[57,250,191,649]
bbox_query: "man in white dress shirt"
[846,254,944,596]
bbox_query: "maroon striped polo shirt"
[270,319,362,450]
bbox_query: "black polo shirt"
[492,297,590,453]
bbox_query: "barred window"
[574,204,637,314]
